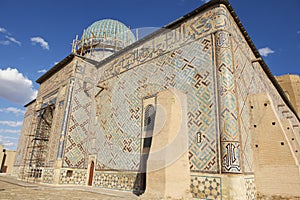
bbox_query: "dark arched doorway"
[133,104,156,196]
[88,161,94,186]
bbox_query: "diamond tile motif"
[191,176,222,200]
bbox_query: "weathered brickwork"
[226,7,299,174]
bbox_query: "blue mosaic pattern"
[92,6,231,173]
[95,36,218,172]
[82,19,136,48]
[63,79,93,168]
[62,4,299,178]
[98,6,229,82]
[215,31,241,173]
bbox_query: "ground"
[0,175,138,200]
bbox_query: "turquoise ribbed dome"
[81,19,136,49]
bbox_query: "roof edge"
[95,0,228,67]
[223,1,299,121]
[24,99,36,108]
[36,53,75,84]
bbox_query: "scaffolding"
[72,30,131,57]
[22,104,55,181]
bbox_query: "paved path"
[0,175,138,200]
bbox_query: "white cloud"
[0,121,23,127]
[0,27,7,34]
[30,37,49,50]
[297,30,300,34]
[0,135,18,140]
[201,0,210,3]
[0,135,18,148]
[0,40,10,45]
[37,69,47,73]
[5,36,21,46]
[0,68,37,104]
[0,28,21,46]
[0,129,20,134]
[259,47,275,57]
[3,141,15,147]
[0,107,25,115]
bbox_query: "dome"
[81,19,136,50]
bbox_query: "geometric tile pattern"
[95,36,218,172]
[93,172,137,191]
[233,42,255,173]
[94,6,230,173]
[191,176,222,200]
[221,141,241,173]
[98,6,229,82]
[229,16,256,174]
[245,178,256,200]
[215,31,241,173]
[42,168,54,184]
[59,169,87,185]
[63,79,93,168]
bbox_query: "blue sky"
[0,0,299,150]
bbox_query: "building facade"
[276,74,300,116]
[1,145,16,174]
[12,0,300,199]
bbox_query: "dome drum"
[72,19,136,55]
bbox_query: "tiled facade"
[42,168,54,184]
[12,1,300,199]
[94,35,218,172]
[93,172,137,191]
[59,169,87,185]
[191,175,222,200]
[245,177,256,200]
